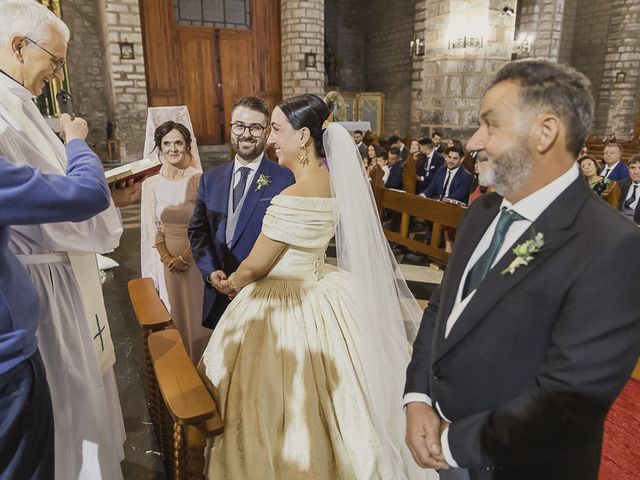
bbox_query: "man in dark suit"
[601,143,629,181]
[384,147,404,190]
[433,131,446,154]
[420,145,472,205]
[405,60,640,480]
[388,134,409,160]
[416,137,445,193]
[617,154,640,224]
[189,97,295,330]
[353,129,368,160]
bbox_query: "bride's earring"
[298,144,309,167]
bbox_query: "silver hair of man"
[0,0,70,46]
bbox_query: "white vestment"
[0,74,126,480]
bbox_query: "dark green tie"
[462,208,525,299]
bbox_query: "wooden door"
[218,30,254,141]
[140,0,281,145]
[176,27,223,144]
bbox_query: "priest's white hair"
[0,0,70,46]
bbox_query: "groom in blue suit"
[189,97,295,330]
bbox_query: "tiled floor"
[105,202,441,478]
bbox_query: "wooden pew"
[128,278,223,479]
[371,166,466,265]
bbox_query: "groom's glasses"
[230,122,267,138]
[24,37,66,74]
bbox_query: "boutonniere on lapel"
[255,174,272,192]
[501,230,545,275]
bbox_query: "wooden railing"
[128,278,223,479]
[370,165,466,265]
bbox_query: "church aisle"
[103,201,441,478]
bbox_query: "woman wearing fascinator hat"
[198,94,438,479]
[140,106,211,361]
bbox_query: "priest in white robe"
[0,2,135,478]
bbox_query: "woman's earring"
[298,144,309,167]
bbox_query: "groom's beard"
[232,133,267,161]
[477,143,534,197]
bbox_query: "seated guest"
[420,145,473,204]
[385,147,404,189]
[432,130,445,154]
[409,139,420,158]
[618,154,640,225]
[578,155,620,203]
[416,137,444,193]
[365,143,382,173]
[387,135,409,160]
[601,143,630,181]
[353,129,367,159]
[468,157,492,204]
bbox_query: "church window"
[174,0,251,30]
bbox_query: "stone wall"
[281,0,326,97]
[516,0,565,61]
[101,0,148,161]
[61,0,109,151]
[596,0,640,137]
[324,0,366,91]
[364,0,415,137]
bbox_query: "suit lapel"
[433,194,502,345]
[214,162,234,241]
[435,178,590,361]
[230,155,270,248]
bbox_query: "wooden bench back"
[371,165,466,264]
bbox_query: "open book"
[105,158,161,187]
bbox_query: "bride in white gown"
[198,93,438,480]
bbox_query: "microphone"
[56,90,74,119]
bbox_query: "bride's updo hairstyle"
[277,94,330,158]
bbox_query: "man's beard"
[232,134,266,161]
[477,144,534,197]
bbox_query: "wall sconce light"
[409,38,425,57]
[501,6,515,16]
[119,41,134,60]
[448,36,483,49]
[615,71,626,83]
[304,52,317,69]
[513,33,534,58]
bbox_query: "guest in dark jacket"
[618,154,640,224]
[416,137,445,193]
[385,147,404,190]
[420,145,473,204]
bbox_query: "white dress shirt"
[405,164,580,467]
[601,161,619,179]
[442,167,460,198]
[231,154,263,199]
[623,182,640,211]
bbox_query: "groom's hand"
[209,270,234,295]
[405,402,450,470]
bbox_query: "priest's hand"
[59,114,88,143]
[405,402,450,470]
[111,179,142,207]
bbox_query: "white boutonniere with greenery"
[501,231,545,275]
[255,174,272,192]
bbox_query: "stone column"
[516,0,566,61]
[61,0,109,151]
[281,0,325,98]
[412,0,516,141]
[596,0,640,137]
[98,0,148,161]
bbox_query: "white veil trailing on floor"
[323,123,433,479]
[140,106,202,307]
